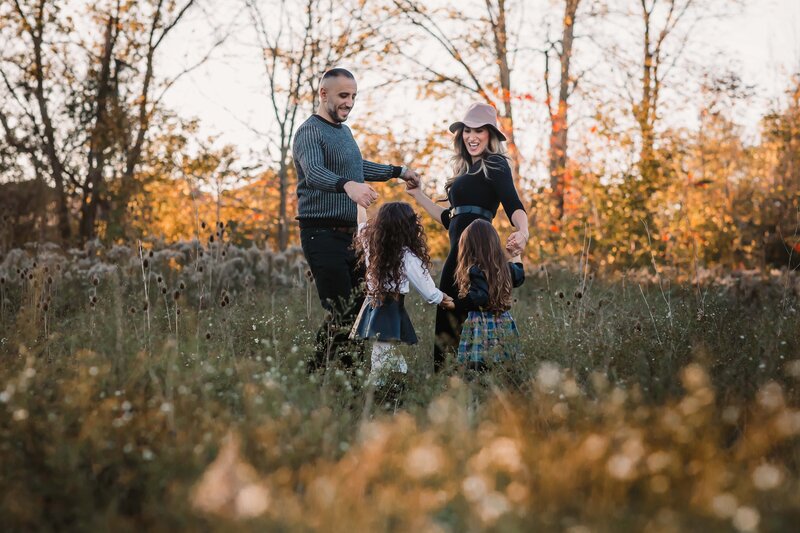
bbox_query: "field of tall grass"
[1,238,799,531]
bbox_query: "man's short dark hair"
[322,68,355,81]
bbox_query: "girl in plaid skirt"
[455,219,525,369]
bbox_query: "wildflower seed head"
[201,221,207,229]
[92,276,99,286]
[148,250,154,258]
[46,276,53,285]
[142,302,149,311]
[305,269,313,280]
[161,287,167,295]
[205,332,211,340]
[143,259,149,269]
[157,275,163,284]
[209,235,214,243]
[28,273,33,280]
[179,281,186,290]
[90,295,97,304]
[0,277,4,285]
[173,290,180,301]
[221,251,226,258]
[575,291,583,299]
[42,303,48,312]
[176,308,181,315]
[558,291,564,299]
[129,306,136,314]
[198,266,204,273]
[218,221,224,229]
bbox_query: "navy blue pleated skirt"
[350,294,418,344]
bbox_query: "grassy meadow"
[1,239,800,532]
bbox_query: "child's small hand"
[505,240,522,258]
[439,294,455,310]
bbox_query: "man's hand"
[344,181,378,208]
[401,167,421,189]
[439,294,455,310]
[406,180,423,199]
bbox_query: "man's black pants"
[300,227,365,369]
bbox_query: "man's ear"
[318,86,327,102]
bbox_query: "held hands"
[405,174,424,199]
[344,181,378,208]
[439,294,455,310]
[401,167,421,189]
[505,230,529,257]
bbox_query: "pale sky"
[157,0,800,185]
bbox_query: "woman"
[407,102,529,371]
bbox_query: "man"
[293,68,419,370]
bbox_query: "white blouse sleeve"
[404,250,444,304]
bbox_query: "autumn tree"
[544,0,584,222]
[375,0,526,179]
[244,0,392,250]
[0,0,222,243]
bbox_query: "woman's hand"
[506,230,529,256]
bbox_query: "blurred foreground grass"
[1,242,799,531]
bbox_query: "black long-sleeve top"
[440,154,526,230]
[460,262,525,312]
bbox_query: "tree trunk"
[30,2,71,242]
[548,0,579,221]
[491,0,520,179]
[636,1,658,185]
[80,10,118,242]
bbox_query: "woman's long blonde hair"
[455,219,513,313]
[445,126,511,193]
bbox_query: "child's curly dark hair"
[355,202,431,305]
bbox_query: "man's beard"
[327,103,349,123]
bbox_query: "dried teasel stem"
[138,239,152,343]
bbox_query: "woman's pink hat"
[448,102,507,141]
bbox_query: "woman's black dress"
[434,154,526,371]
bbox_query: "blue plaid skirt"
[457,311,520,365]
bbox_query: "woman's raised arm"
[406,182,449,227]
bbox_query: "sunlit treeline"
[1,1,798,273]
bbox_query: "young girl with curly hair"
[455,219,525,369]
[352,202,454,385]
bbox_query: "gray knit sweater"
[293,115,400,227]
